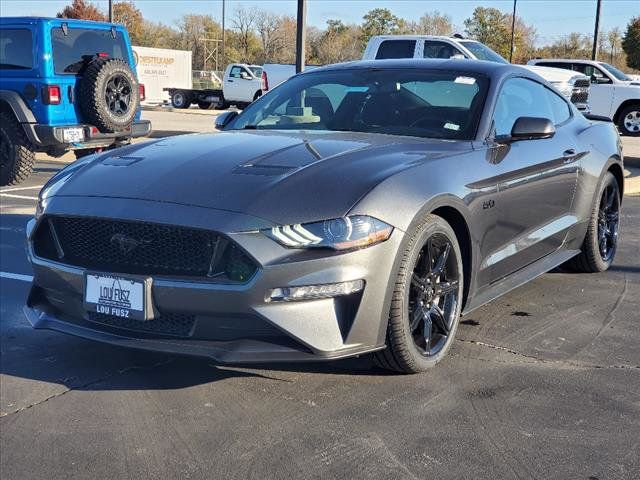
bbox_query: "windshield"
[459,41,509,64]
[599,63,631,81]
[228,69,489,140]
[51,27,129,74]
[248,66,263,77]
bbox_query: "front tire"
[565,172,620,272]
[618,104,640,136]
[374,214,464,373]
[0,111,35,186]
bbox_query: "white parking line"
[0,193,38,200]
[0,272,33,282]
[0,185,43,193]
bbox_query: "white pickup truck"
[164,63,263,110]
[362,36,592,112]
[528,59,640,136]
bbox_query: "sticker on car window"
[444,123,460,131]
[454,76,476,85]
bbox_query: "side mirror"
[594,76,610,84]
[215,111,238,130]
[451,54,466,60]
[509,116,555,141]
[240,72,251,80]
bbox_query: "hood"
[46,130,471,226]
[522,65,587,84]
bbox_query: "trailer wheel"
[215,102,230,110]
[171,91,190,109]
[198,101,214,110]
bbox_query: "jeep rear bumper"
[23,120,152,150]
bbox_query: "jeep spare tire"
[79,58,139,133]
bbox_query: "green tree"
[464,7,511,58]
[57,0,106,21]
[622,17,640,70]
[361,8,402,39]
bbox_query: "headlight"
[264,215,393,250]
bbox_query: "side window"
[493,78,554,137]
[0,29,33,70]
[538,62,572,71]
[545,87,571,125]
[423,41,463,59]
[375,40,416,60]
[229,66,242,78]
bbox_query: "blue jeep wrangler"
[0,17,151,185]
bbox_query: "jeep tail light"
[261,71,269,92]
[97,52,109,58]
[138,84,146,101]
[42,85,61,105]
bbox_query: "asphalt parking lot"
[1,112,639,479]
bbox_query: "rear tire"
[171,91,190,109]
[564,172,620,272]
[373,214,464,373]
[198,101,214,110]
[215,102,230,110]
[0,111,35,186]
[617,104,640,136]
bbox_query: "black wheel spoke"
[410,304,425,332]
[431,242,450,276]
[430,304,449,335]
[435,280,459,297]
[411,273,425,291]
[423,312,433,355]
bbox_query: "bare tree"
[232,6,258,62]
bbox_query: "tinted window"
[248,66,263,77]
[375,40,416,59]
[231,69,489,140]
[51,27,128,74]
[423,41,463,59]
[0,29,33,70]
[571,63,611,83]
[545,87,571,124]
[493,78,555,136]
[230,66,243,78]
[537,62,572,70]
[459,41,508,64]
[600,63,630,81]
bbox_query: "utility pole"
[592,0,602,60]
[509,0,517,63]
[108,0,113,22]
[221,0,226,70]
[295,0,307,73]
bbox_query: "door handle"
[562,148,577,164]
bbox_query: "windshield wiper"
[241,124,259,129]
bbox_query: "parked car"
[25,59,623,373]
[0,17,151,185]
[165,63,263,110]
[362,35,592,112]
[261,63,322,94]
[528,59,640,136]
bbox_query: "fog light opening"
[268,280,364,302]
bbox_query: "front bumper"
[23,120,152,150]
[24,197,402,363]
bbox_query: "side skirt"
[462,248,580,315]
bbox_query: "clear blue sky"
[1,0,637,45]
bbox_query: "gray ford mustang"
[25,59,623,373]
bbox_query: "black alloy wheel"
[105,74,132,117]
[408,233,460,357]
[597,181,620,263]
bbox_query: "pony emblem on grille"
[110,233,151,255]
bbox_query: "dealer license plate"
[84,274,147,321]
[63,127,85,143]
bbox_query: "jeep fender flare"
[0,90,37,124]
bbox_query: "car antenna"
[110,26,117,39]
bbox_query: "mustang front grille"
[87,311,196,337]
[32,216,258,282]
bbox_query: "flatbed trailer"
[163,87,228,110]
